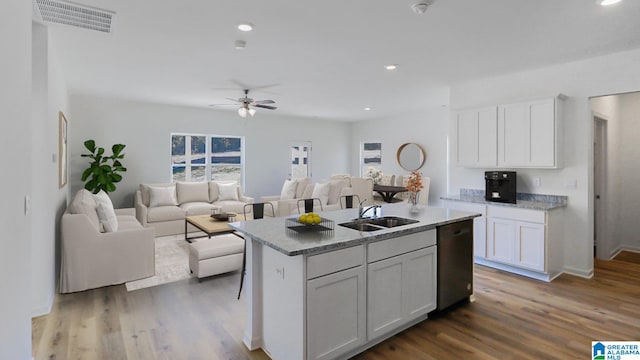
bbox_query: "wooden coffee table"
[185,214,236,243]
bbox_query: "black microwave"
[485,171,517,204]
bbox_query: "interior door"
[290,142,311,179]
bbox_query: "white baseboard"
[563,266,593,279]
[609,246,623,260]
[621,245,640,253]
[475,258,552,282]
[31,291,54,318]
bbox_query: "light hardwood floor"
[33,252,640,359]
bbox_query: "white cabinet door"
[307,266,366,360]
[367,256,404,339]
[367,246,437,340]
[477,107,498,166]
[454,107,497,167]
[456,109,479,166]
[529,99,556,167]
[498,102,529,166]
[498,98,557,168]
[516,222,546,272]
[403,246,437,320]
[487,217,517,264]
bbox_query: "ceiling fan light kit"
[235,40,246,50]
[213,89,277,117]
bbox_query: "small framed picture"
[59,111,68,188]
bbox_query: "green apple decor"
[80,140,127,194]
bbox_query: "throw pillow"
[280,179,298,200]
[68,189,101,232]
[327,179,348,205]
[176,181,210,204]
[311,182,331,205]
[93,190,117,233]
[301,183,314,199]
[149,185,178,207]
[218,182,239,201]
[96,202,118,232]
[295,178,310,199]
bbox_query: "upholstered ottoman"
[188,234,244,278]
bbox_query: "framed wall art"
[59,111,68,188]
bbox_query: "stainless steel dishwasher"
[436,219,474,310]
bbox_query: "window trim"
[170,132,245,188]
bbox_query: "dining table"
[373,184,408,203]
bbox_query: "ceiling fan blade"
[208,103,238,107]
[254,104,277,110]
[252,100,275,105]
[225,98,241,103]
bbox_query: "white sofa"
[261,176,374,216]
[135,181,254,236]
[60,189,155,293]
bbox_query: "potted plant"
[405,171,424,211]
[81,140,127,194]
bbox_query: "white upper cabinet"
[454,106,497,167]
[454,96,562,169]
[498,97,559,168]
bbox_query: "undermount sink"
[338,221,384,232]
[368,216,419,228]
[339,216,419,232]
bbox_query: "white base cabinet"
[305,231,437,360]
[367,246,436,340]
[444,201,564,282]
[307,265,366,360]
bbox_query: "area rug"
[125,234,192,291]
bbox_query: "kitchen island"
[230,203,480,360]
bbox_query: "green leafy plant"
[81,140,127,194]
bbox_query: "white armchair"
[60,190,155,293]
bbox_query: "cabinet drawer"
[368,231,436,263]
[488,206,545,223]
[307,245,364,280]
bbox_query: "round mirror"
[397,143,426,171]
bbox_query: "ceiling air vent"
[33,0,115,33]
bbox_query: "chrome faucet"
[358,200,381,220]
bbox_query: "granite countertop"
[440,189,568,211]
[229,202,480,256]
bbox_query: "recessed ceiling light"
[364,107,372,111]
[238,22,253,31]
[599,0,622,6]
[385,64,398,71]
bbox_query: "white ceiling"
[46,0,640,121]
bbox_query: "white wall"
[31,23,69,317]
[589,95,622,258]
[449,48,640,277]
[617,92,640,252]
[0,0,32,359]
[350,89,450,206]
[68,95,351,207]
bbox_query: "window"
[171,133,244,184]
[361,141,382,176]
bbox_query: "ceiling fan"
[209,89,277,118]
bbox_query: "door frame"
[592,112,608,260]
